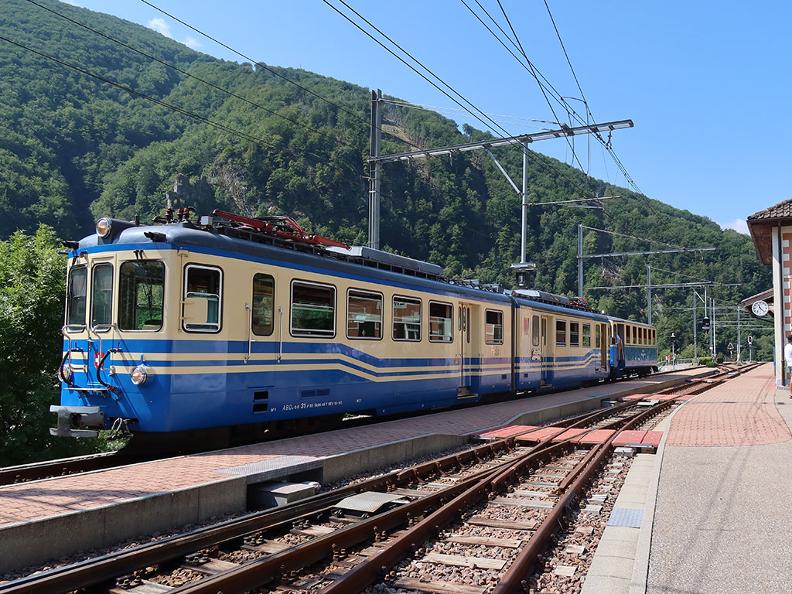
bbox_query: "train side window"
[642,328,646,345]
[627,326,632,344]
[595,324,601,348]
[66,265,87,330]
[393,296,421,341]
[570,322,580,347]
[582,323,591,347]
[91,263,114,330]
[531,315,540,347]
[485,309,503,345]
[429,302,453,343]
[119,260,164,331]
[555,320,567,347]
[348,289,383,340]
[252,274,275,336]
[290,281,335,338]
[184,265,222,332]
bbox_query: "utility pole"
[737,306,741,362]
[711,297,717,356]
[646,265,652,325]
[368,89,382,249]
[521,144,529,264]
[577,224,584,296]
[692,291,697,360]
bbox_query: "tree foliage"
[0,226,96,464]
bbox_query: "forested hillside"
[0,0,772,359]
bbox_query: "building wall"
[773,226,792,386]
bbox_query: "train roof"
[72,217,631,324]
[606,315,655,328]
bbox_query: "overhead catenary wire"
[460,0,641,192]
[321,0,516,141]
[25,0,360,150]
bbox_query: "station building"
[747,198,792,386]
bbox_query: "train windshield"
[119,260,165,331]
[66,265,87,330]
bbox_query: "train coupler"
[49,405,104,438]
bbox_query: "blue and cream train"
[52,214,657,439]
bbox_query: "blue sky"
[61,0,792,234]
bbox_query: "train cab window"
[429,302,453,343]
[66,265,87,330]
[555,320,567,347]
[91,263,114,330]
[582,324,592,347]
[531,315,540,347]
[184,265,222,332]
[485,310,504,345]
[119,260,164,331]
[570,322,580,347]
[291,281,335,337]
[347,290,382,340]
[393,296,421,341]
[252,274,275,336]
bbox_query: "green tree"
[0,226,91,465]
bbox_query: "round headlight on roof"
[96,217,112,238]
[130,364,150,385]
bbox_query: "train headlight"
[130,364,150,385]
[62,363,73,383]
[96,217,112,238]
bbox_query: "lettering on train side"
[282,400,343,412]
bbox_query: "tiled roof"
[747,198,792,222]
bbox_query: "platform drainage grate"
[607,507,643,528]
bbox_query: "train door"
[88,253,118,390]
[458,302,480,398]
[540,315,552,385]
[616,323,626,368]
[599,323,608,369]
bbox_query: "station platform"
[582,364,792,594]
[0,367,710,573]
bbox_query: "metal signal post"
[368,89,383,249]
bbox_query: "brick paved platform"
[594,363,792,594]
[0,367,710,573]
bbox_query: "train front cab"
[54,246,176,437]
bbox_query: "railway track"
[0,366,720,487]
